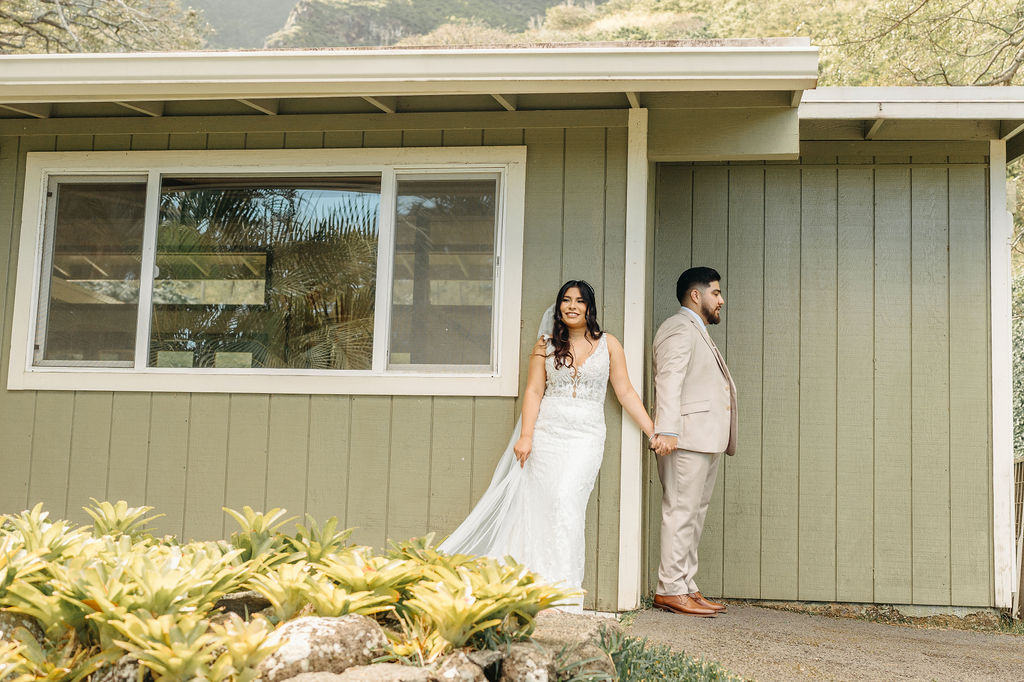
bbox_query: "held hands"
[513,435,532,467]
[649,433,678,457]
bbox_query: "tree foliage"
[0,0,208,53]
[265,0,563,49]
[831,0,1024,86]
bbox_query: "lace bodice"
[544,334,609,404]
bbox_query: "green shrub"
[0,502,577,680]
[600,627,742,682]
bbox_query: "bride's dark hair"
[549,279,603,369]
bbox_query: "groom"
[650,267,737,618]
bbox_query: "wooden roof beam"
[115,101,164,117]
[491,94,517,111]
[236,98,279,115]
[625,92,641,108]
[363,96,396,114]
[864,118,885,140]
[0,103,50,118]
[1000,120,1024,140]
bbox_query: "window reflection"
[389,177,497,369]
[150,176,381,370]
[36,181,146,366]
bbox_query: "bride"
[439,280,655,611]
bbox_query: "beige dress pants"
[656,448,721,595]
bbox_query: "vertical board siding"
[722,166,764,598]
[760,167,802,600]
[184,393,230,540]
[873,167,914,603]
[29,392,74,518]
[910,168,952,605]
[66,392,114,525]
[306,396,352,533]
[835,169,875,602]
[265,395,312,523]
[948,166,994,605]
[347,396,392,548]
[388,396,433,541]
[145,393,191,537]
[598,126,628,611]
[798,168,838,601]
[649,159,994,606]
[106,393,152,505]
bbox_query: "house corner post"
[990,138,1015,608]
[619,107,648,611]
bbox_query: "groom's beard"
[702,301,721,324]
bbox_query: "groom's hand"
[654,434,677,456]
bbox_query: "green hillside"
[265,0,570,48]
[188,0,297,48]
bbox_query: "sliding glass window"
[30,166,507,379]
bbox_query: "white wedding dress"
[439,311,608,613]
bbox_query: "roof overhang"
[800,86,1024,160]
[0,42,818,114]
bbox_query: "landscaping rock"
[466,648,503,679]
[257,615,388,682]
[214,589,272,618]
[0,611,44,643]
[90,654,144,682]
[335,663,437,681]
[529,610,618,679]
[530,609,621,648]
[280,674,348,682]
[436,650,487,681]
[498,643,556,682]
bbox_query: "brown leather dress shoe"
[653,593,716,617]
[691,592,727,613]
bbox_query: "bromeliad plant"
[82,499,165,541]
[0,502,576,681]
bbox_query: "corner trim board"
[619,107,648,611]
[990,138,1015,608]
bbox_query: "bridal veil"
[437,304,555,557]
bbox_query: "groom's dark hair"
[676,267,721,304]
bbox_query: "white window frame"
[9,147,527,396]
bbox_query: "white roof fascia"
[800,86,1024,120]
[0,46,819,103]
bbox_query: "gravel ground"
[623,604,1024,681]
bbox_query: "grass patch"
[599,627,742,682]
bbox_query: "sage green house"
[0,42,1020,612]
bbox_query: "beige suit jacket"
[653,309,737,456]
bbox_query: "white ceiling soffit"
[0,44,819,104]
[800,87,1024,120]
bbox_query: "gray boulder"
[90,654,144,682]
[214,589,272,618]
[436,650,487,681]
[257,615,388,682]
[498,643,556,682]
[279,674,347,682]
[335,663,437,681]
[529,610,618,679]
[0,611,44,643]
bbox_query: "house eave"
[0,45,820,104]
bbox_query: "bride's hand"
[513,435,532,467]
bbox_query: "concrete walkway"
[623,605,1024,681]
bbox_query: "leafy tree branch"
[0,0,208,54]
